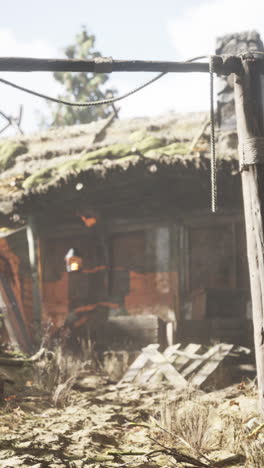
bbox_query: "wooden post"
[26,215,42,346]
[234,56,264,415]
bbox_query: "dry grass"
[155,381,264,467]
[242,438,264,468]
[158,389,211,453]
[33,339,100,406]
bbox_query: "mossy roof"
[0,111,239,219]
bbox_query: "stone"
[216,31,264,130]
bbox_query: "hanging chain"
[209,56,217,213]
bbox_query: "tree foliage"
[51,27,116,127]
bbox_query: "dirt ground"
[0,368,263,468]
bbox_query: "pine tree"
[51,27,116,126]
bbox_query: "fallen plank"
[172,348,213,362]
[173,343,202,371]
[150,343,202,385]
[148,361,187,387]
[190,343,234,387]
[118,344,159,385]
[139,344,182,384]
[163,343,182,359]
[181,344,221,379]
[142,346,187,388]
[136,364,158,384]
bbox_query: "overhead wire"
[187,55,217,212]
[209,56,217,213]
[0,55,208,107]
[0,72,167,107]
[0,54,216,212]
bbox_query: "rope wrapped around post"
[239,137,264,170]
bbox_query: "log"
[0,55,241,75]
[0,357,31,366]
[234,56,264,415]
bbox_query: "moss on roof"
[131,135,165,153]
[0,141,27,171]
[145,142,190,158]
[21,136,168,190]
[0,112,239,216]
[81,143,133,160]
[22,167,54,191]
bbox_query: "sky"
[1,0,264,135]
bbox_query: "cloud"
[109,72,210,119]
[0,29,60,135]
[4,1,263,135]
[0,30,55,57]
[0,17,214,135]
[168,0,264,59]
[113,0,264,121]
[160,0,264,117]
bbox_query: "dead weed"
[33,339,101,407]
[156,381,264,467]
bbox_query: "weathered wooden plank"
[234,57,264,415]
[118,344,159,385]
[172,346,211,362]
[139,344,182,384]
[143,346,187,388]
[147,343,201,385]
[137,364,160,385]
[0,55,231,74]
[181,344,220,379]
[173,343,202,371]
[163,343,182,358]
[138,343,200,385]
[190,344,234,387]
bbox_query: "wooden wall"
[0,208,251,350]
[179,214,250,320]
[0,231,33,351]
[41,226,108,328]
[39,217,179,328]
[105,212,250,324]
[36,210,250,332]
[108,226,178,321]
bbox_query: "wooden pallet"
[118,342,234,389]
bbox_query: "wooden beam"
[0,55,242,75]
[234,56,264,415]
[26,215,42,347]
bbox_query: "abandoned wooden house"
[0,30,262,353]
[0,109,251,352]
